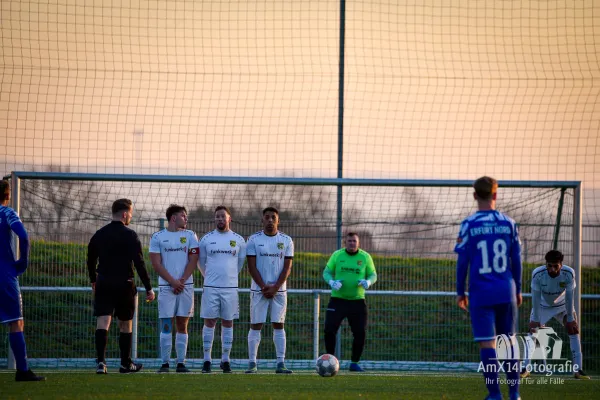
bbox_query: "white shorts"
[158,285,194,319]
[530,306,577,325]
[250,291,287,324]
[200,287,239,320]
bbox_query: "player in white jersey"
[149,204,199,373]
[198,206,246,374]
[245,207,294,374]
[520,250,590,380]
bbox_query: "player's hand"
[528,321,541,333]
[262,284,278,299]
[456,295,468,311]
[566,320,579,335]
[91,282,96,294]
[357,279,371,289]
[146,289,156,303]
[329,280,342,291]
[170,279,185,294]
[516,293,523,307]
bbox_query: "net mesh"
[2,178,595,372]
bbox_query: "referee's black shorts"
[94,278,137,321]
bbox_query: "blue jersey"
[454,210,522,306]
[0,205,29,281]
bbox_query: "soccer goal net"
[3,172,585,372]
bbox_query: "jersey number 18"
[477,239,507,274]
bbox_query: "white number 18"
[477,239,507,274]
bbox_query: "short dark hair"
[346,232,359,238]
[166,204,187,221]
[262,207,279,215]
[112,198,133,215]
[215,205,231,215]
[473,176,498,200]
[0,180,9,202]
[545,250,564,264]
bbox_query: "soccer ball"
[315,354,339,377]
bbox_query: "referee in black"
[87,198,155,374]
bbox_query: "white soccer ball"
[315,353,340,377]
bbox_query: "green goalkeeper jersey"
[323,249,377,300]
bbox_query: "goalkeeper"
[323,232,377,372]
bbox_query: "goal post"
[3,171,584,370]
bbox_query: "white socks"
[273,329,286,363]
[203,326,215,362]
[175,333,188,364]
[160,332,172,364]
[222,327,233,362]
[248,329,261,363]
[570,334,583,370]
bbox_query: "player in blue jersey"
[455,176,522,400]
[0,180,45,381]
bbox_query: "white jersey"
[199,229,246,288]
[531,265,576,308]
[246,230,294,292]
[149,229,199,286]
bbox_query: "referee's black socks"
[95,329,108,363]
[119,332,133,366]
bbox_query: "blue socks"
[505,358,520,396]
[9,331,28,372]
[480,348,500,397]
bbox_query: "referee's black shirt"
[87,221,152,291]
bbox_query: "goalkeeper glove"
[358,279,371,289]
[328,280,342,291]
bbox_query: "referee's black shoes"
[119,362,143,374]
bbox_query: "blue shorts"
[469,302,517,342]
[0,279,23,324]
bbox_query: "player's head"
[166,204,188,229]
[345,232,360,252]
[112,198,133,225]
[473,176,498,207]
[262,207,280,233]
[214,205,231,232]
[0,180,10,206]
[545,249,564,278]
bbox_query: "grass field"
[1,370,598,399]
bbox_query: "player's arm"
[365,254,377,285]
[237,239,247,273]
[87,233,99,289]
[265,238,294,297]
[529,273,541,331]
[323,252,341,290]
[197,236,207,277]
[247,256,266,290]
[271,257,292,293]
[148,234,182,293]
[510,223,523,306]
[454,221,470,311]
[9,210,30,274]
[180,252,199,283]
[180,233,199,282]
[564,276,577,332]
[246,236,267,289]
[149,253,183,293]
[131,232,153,295]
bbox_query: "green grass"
[1,371,599,399]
